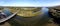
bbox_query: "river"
[0,7,51,26]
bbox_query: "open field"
[9,7,42,17]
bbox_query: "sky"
[0,0,60,7]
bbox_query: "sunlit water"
[3,8,12,16]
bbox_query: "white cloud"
[0,0,60,7]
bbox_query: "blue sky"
[0,0,60,7]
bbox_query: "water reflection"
[3,8,12,16]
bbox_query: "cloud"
[0,0,60,7]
